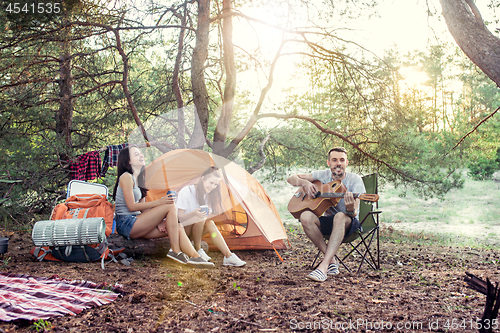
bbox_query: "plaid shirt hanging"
[100,143,129,177]
[69,151,101,181]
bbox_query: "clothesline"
[69,143,127,181]
[69,140,177,181]
[98,140,175,153]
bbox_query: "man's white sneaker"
[197,248,211,261]
[223,253,246,267]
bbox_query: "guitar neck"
[318,192,379,202]
[319,192,360,198]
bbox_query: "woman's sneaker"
[187,256,215,268]
[167,250,188,264]
[197,248,211,261]
[223,253,246,267]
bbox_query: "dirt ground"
[0,226,498,333]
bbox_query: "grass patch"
[379,225,496,249]
[379,172,500,225]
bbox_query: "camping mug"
[200,205,209,216]
[167,190,177,200]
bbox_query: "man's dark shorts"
[319,213,362,239]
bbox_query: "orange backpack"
[50,194,114,237]
[31,194,118,267]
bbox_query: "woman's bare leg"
[204,220,231,258]
[130,204,181,253]
[178,225,200,258]
[190,221,205,251]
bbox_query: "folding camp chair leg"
[376,228,380,269]
[336,255,353,273]
[356,232,377,274]
[311,250,353,273]
[311,251,321,269]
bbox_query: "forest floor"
[0,225,498,333]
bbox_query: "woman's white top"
[176,185,207,213]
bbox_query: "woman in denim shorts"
[112,146,213,267]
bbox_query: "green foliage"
[31,319,53,332]
[467,157,499,180]
[0,256,11,270]
[0,0,158,224]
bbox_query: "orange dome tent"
[144,149,288,253]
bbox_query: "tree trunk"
[191,0,211,139]
[173,6,186,149]
[440,0,500,87]
[213,0,236,155]
[247,132,271,174]
[56,15,73,161]
[56,50,73,159]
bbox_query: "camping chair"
[311,173,381,274]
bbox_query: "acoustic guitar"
[287,180,379,219]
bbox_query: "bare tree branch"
[451,105,500,151]
[222,39,286,157]
[257,113,422,182]
[248,132,271,174]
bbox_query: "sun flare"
[399,66,428,90]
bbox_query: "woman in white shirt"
[176,166,246,266]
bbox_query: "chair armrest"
[359,210,382,226]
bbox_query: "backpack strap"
[33,247,51,261]
[65,245,73,257]
[81,245,91,262]
[54,247,64,259]
[101,253,106,270]
[77,219,85,244]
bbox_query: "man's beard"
[331,166,345,179]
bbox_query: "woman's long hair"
[112,146,148,201]
[194,166,223,214]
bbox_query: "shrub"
[467,157,499,180]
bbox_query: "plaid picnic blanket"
[0,273,122,322]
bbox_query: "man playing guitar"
[287,147,366,282]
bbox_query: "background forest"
[0,0,499,227]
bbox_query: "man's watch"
[346,210,355,216]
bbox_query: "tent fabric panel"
[143,149,289,249]
[228,183,287,242]
[145,149,214,190]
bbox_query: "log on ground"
[107,234,171,257]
